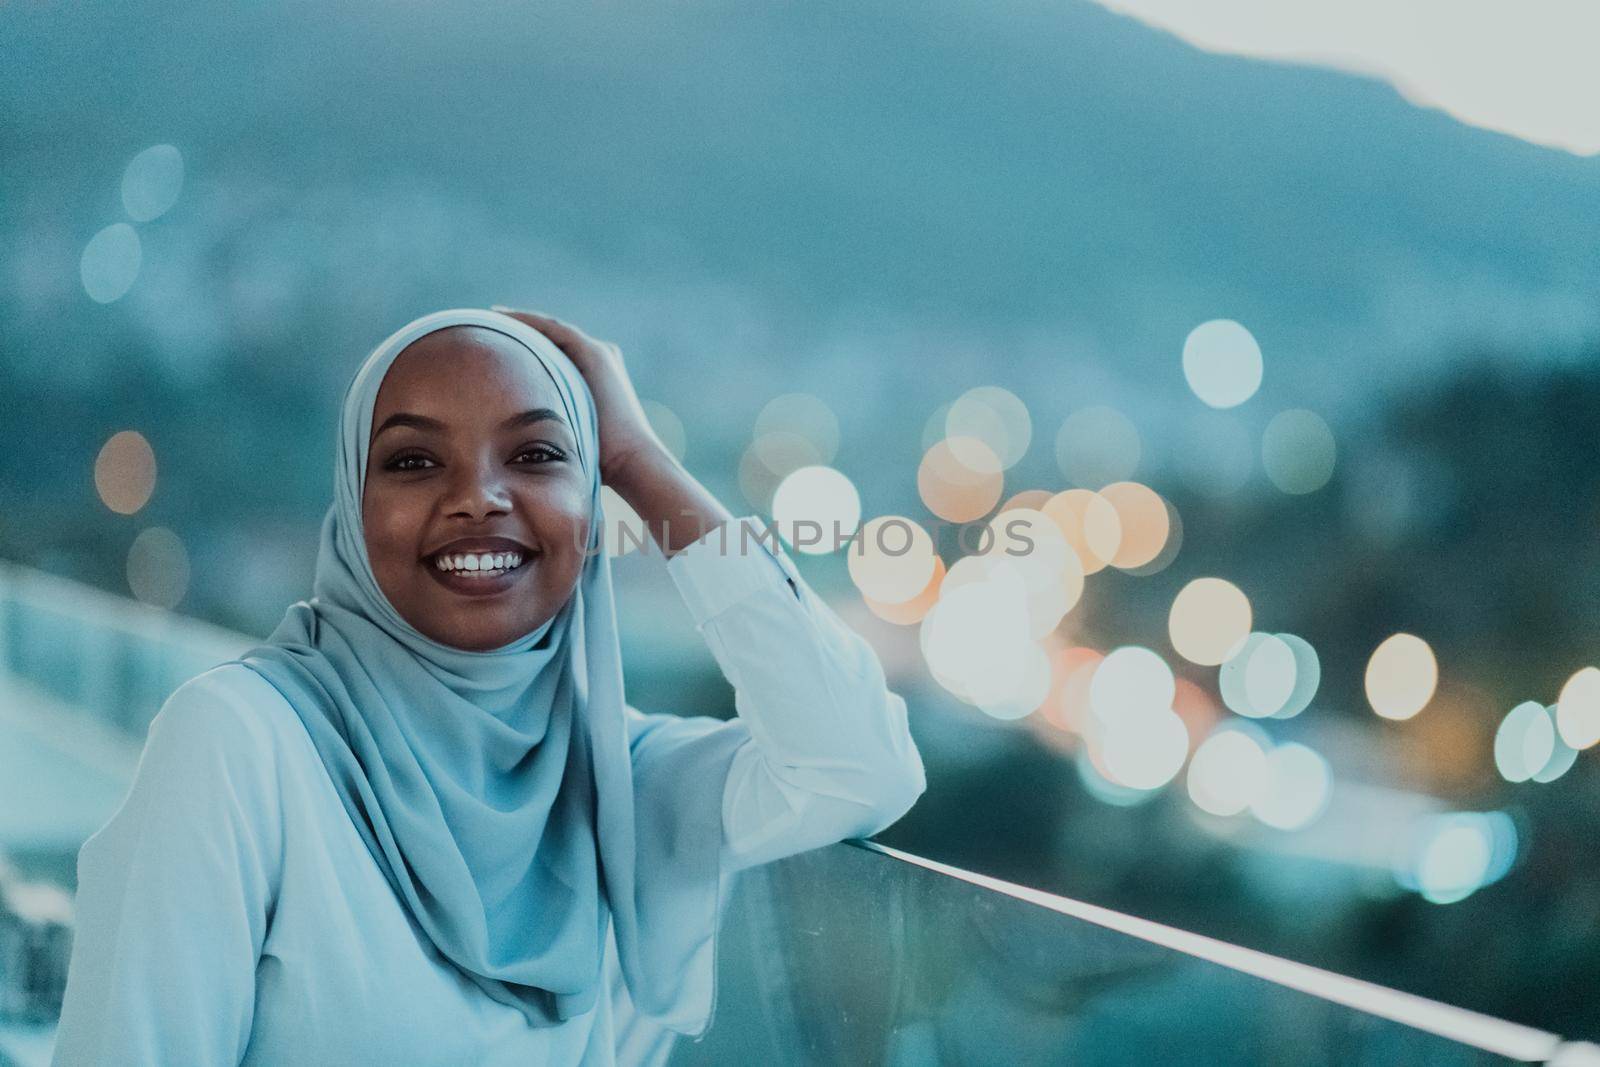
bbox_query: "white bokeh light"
[771,465,861,555]
[1219,632,1298,719]
[121,143,185,222]
[1494,701,1554,783]
[1400,811,1518,905]
[1261,408,1337,495]
[80,223,142,303]
[1055,406,1141,488]
[1556,666,1600,749]
[947,385,1032,470]
[1089,646,1176,723]
[1249,743,1331,830]
[1182,319,1263,409]
[1097,707,1190,790]
[1186,726,1269,816]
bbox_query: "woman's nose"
[444,457,512,519]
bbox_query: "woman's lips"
[425,555,535,598]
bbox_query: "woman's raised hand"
[489,306,665,490]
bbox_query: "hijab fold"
[224,309,738,1033]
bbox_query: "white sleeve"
[51,670,281,1067]
[663,515,926,873]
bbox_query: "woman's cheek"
[541,478,593,553]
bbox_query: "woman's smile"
[424,541,541,598]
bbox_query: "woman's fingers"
[491,305,603,361]
[493,305,573,338]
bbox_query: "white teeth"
[434,550,525,573]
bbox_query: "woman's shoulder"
[135,663,309,803]
[78,663,298,871]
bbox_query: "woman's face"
[362,325,591,652]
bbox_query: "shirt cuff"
[665,514,802,626]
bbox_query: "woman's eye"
[383,446,565,472]
[516,445,568,464]
[387,452,434,472]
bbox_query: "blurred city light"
[1041,488,1122,575]
[947,386,1031,470]
[1397,811,1519,905]
[1365,633,1438,720]
[1556,666,1600,749]
[79,222,141,303]
[1169,577,1253,667]
[1182,319,1263,409]
[1187,724,1271,816]
[918,436,1005,522]
[847,515,939,605]
[1261,408,1337,495]
[125,526,189,608]
[639,398,687,462]
[1249,742,1332,830]
[120,143,185,223]
[93,430,157,515]
[1098,481,1170,570]
[1055,405,1141,487]
[772,465,861,554]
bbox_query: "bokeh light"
[999,488,1052,513]
[1261,408,1336,495]
[1041,488,1122,575]
[125,526,189,608]
[1182,319,1263,409]
[1532,714,1578,784]
[755,392,840,463]
[1268,633,1320,719]
[1122,497,1183,577]
[1039,646,1105,734]
[93,430,157,515]
[1365,633,1438,720]
[1095,706,1190,790]
[1089,645,1175,723]
[742,392,840,511]
[919,562,1052,718]
[771,465,861,554]
[1055,406,1141,488]
[1075,746,1160,807]
[1168,577,1253,666]
[80,223,142,303]
[976,507,1085,635]
[1186,724,1270,816]
[849,515,939,604]
[1249,742,1332,830]
[1399,812,1518,905]
[121,143,185,222]
[947,386,1031,470]
[1493,700,1554,783]
[1555,666,1600,749]
[640,399,687,462]
[918,436,1004,522]
[863,555,944,626]
[1219,632,1298,719]
[1098,481,1170,570]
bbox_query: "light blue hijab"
[225,308,743,1035]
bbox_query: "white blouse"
[50,515,926,1066]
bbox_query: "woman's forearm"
[606,443,735,558]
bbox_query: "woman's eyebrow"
[373,407,570,439]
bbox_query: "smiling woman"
[49,308,927,1066]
